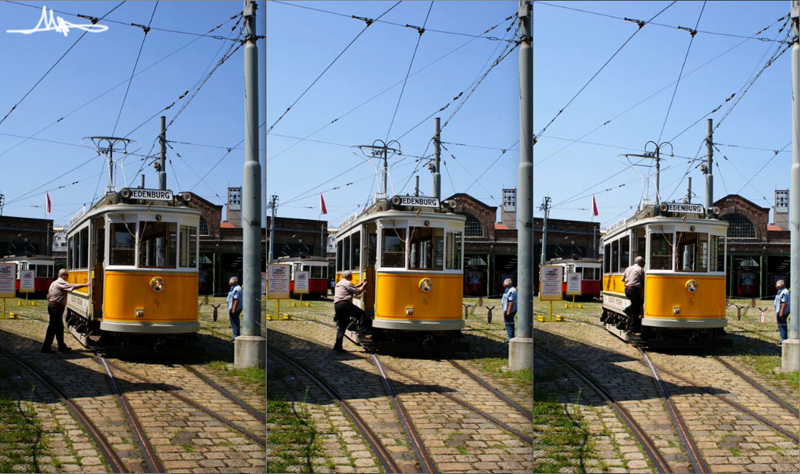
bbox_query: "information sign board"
[0,264,15,298]
[294,271,309,294]
[566,272,582,296]
[539,265,563,301]
[19,270,35,293]
[268,264,290,300]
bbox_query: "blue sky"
[266,1,522,225]
[534,1,792,228]
[0,1,266,226]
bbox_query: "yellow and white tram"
[600,202,729,346]
[335,195,466,352]
[64,187,201,350]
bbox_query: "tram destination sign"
[130,189,173,201]
[664,202,704,214]
[400,196,439,207]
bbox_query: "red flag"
[319,193,327,215]
[591,195,598,217]
[45,192,51,214]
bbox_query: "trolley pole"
[783,0,800,371]
[509,0,532,371]
[433,117,441,200]
[236,0,265,369]
[158,116,167,190]
[705,118,713,211]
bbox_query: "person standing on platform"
[501,278,518,343]
[332,270,367,352]
[42,269,91,353]
[774,279,790,345]
[227,276,243,341]
[621,256,645,334]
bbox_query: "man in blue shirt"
[774,279,790,344]
[227,276,243,341]
[501,278,517,343]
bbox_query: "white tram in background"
[335,195,467,352]
[64,187,201,350]
[600,201,729,346]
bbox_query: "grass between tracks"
[0,367,47,473]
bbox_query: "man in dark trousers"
[621,256,645,334]
[43,269,91,353]
[332,270,367,352]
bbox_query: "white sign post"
[0,264,15,318]
[294,271,309,308]
[268,264,291,318]
[20,270,35,306]
[566,272,582,308]
[539,265,563,321]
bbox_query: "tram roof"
[66,190,201,233]
[337,200,465,235]
[603,204,728,240]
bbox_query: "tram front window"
[446,231,463,270]
[110,223,136,266]
[179,225,197,268]
[409,227,443,270]
[676,232,708,272]
[381,228,406,268]
[650,233,673,270]
[139,221,177,268]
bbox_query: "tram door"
[92,218,105,319]
[364,223,377,317]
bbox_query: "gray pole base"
[508,337,533,371]
[781,338,800,372]
[234,335,266,369]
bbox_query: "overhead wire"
[463,140,519,194]
[112,2,159,136]
[0,2,126,128]
[385,1,434,141]
[736,142,790,195]
[266,2,401,135]
[533,1,677,145]
[656,1,705,143]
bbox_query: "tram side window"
[445,231,463,270]
[179,225,197,268]
[343,236,351,271]
[110,223,136,266]
[611,240,620,273]
[620,235,630,269]
[336,241,343,272]
[367,232,377,267]
[352,233,361,271]
[36,265,49,278]
[408,227,443,270]
[381,228,406,268]
[604,244,611,273]
[139,221,177,268]
[650,233,673,270]
[79,227,89,268]
[68,237,74,268]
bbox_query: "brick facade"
[0,216,53,257]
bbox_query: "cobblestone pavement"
[535,315,799,474]
[0,317,266,474]
[267,314,533,474]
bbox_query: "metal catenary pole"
[705,118,713,211]
[517,0,532,341]
[159,116,167,190]
[433,117,441,200]
[242,0,263,341]
[790,0,799,341]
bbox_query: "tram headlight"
[685,280,698,293]
[418,278,433,292]
[150,277,165,292]
[120,188,132,199]
[181,192,192,202]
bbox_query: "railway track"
[181,363,266,423]
[536,320,799,472]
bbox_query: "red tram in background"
[464,269,486,296]
[737,271,758,297]
[1,256,56,295]
[545,258,602,300]
[276,256,330,299]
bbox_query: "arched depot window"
[464,214,483,237]
[721,213,756,239]
[199,217,209,236]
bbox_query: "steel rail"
[181,364,266,423]
[536,346,672,474]
[708,354,800,417]
[268,346,400,473]
[0,348,127,473]
[372,355,438,474]
[640,350,710,474]
[446,359,533,421]
[379,361,533,444]
[98,357,266,447]
[98,357,165,473]
[272,321,532,443]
